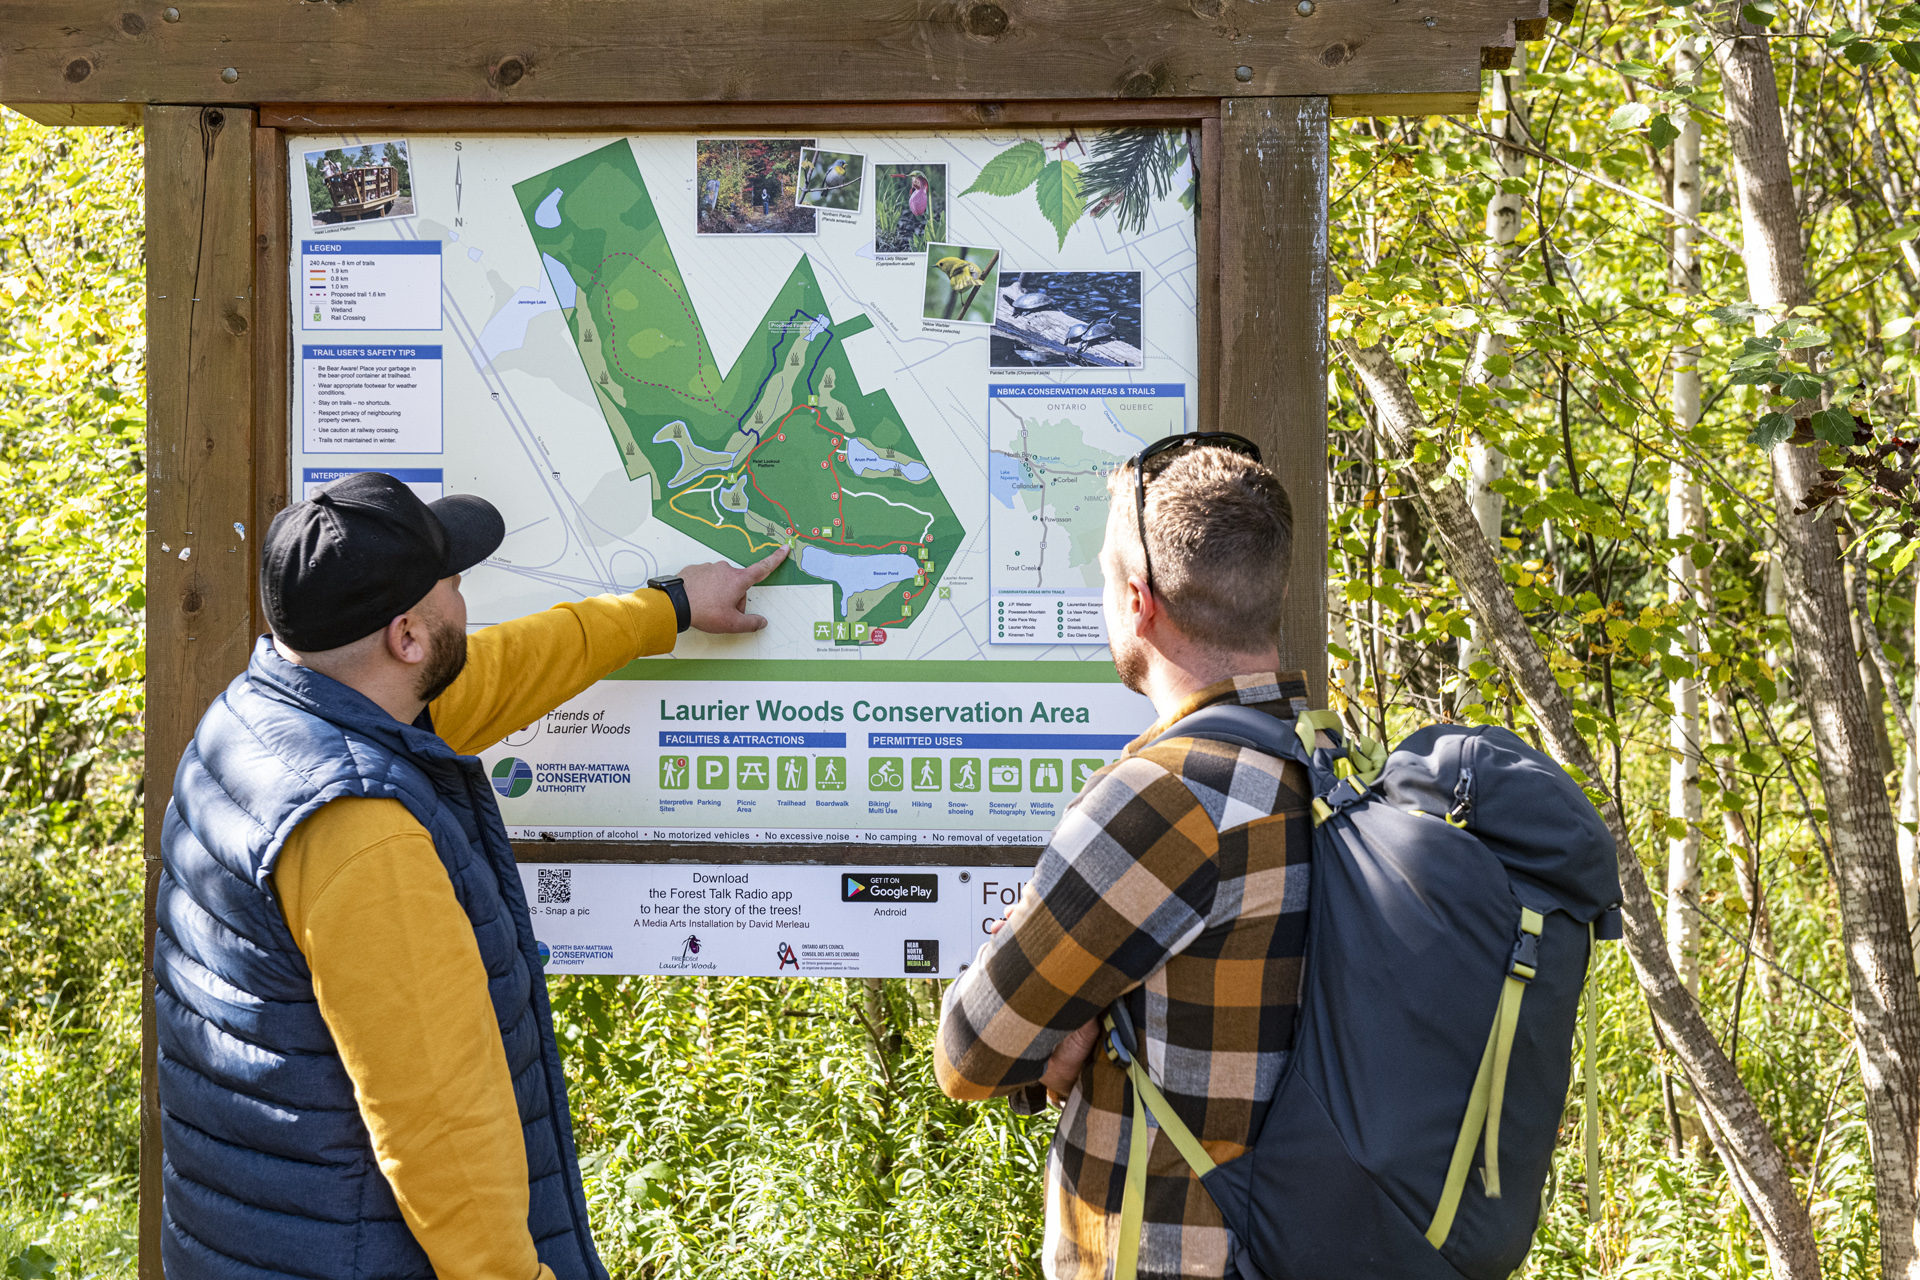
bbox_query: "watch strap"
[648,577,691,632]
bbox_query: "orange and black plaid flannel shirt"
[935,672,1315,1280]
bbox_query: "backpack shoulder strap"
[1146,703,1307,760]
[1101,1011,1217,1280]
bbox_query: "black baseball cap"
[261,472,505,651]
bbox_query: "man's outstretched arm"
[432,549,785,755]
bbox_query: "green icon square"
[1030,759,1064,792]
[813,621,832,641]
[1071,758,1106,790]
[659,755,690,790]
[696,756,729,790]
[910,757,942,791]
[870,757,904,791]
[988,758,1023,792]
[776,755,809,790]
[939,587,951,599]
[950,758,981,792]
[737,756,771,790]
[815,756,847,790]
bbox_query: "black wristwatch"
[647,575,691,632]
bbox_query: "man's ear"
[383,611,430,667]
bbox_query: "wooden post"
[142,104,257,1277]
[1218,97,1330,702]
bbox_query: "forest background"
[3,0,1919,1274]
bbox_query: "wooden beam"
[2,100,138,125]
[1218,96,1329,703]
[1331,91,1479,117]
[260,99,1219,132]
[143,103,257,1279]
[4,0,1545,107]
[253,126,289,638]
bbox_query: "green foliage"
[1,1194,137,1279]
[0,109,145,1216]
[961,130,1189,247]
[553,975,1051,1279]
[1323,0,1909,1270]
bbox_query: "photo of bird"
[922,243,1000,324]
[935,256,987,292]
[798,150,864,211]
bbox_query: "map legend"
[991,595,1106,644]
[300,240,442,330]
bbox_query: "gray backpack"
[1103,708,1621,1280]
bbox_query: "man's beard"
[1111,628,1149,695]
[414,615,470,705]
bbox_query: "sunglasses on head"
[1128,432,1263,599]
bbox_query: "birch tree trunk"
[1715,8,1920,1273]
[1668,37,1705,997]
[1904,579,1920,964]
[1458,47,1528,708]
[1339,336,1821,1280]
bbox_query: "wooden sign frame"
[3,3,1545,1272]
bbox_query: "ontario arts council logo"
[491,757,533,798]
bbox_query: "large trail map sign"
[287,130,1199,849]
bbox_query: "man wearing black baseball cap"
[154,472,783,1280]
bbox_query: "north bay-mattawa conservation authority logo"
[491,757,534,798]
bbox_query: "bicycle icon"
[869,757,904,790]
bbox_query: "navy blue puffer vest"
[156,638,606,1280]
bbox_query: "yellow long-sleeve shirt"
[272,590,677,1280]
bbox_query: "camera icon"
[988,758,1023,792]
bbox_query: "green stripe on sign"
[835,313,876,339]
[604,659,1125,684]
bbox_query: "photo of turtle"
[796,148,866,212]
[695,138,817,235]
[304,139,415,230]
[989,270,1144,368]
[874,163,947,255]
[921,243,1000,325]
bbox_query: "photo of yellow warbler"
[921,243,1000,325]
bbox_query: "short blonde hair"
[1106,447,1293,650]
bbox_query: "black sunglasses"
[1128,431,1263,599]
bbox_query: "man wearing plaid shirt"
[935,439,1309,1280]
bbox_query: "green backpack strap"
[1102,1013,1216,1280]
[1585,919,1601,1225]
[1425,907,1544,1249]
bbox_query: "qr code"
[537,868,572,904]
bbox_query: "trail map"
[515,144,961,640]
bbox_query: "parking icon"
[988,758,1023,792]
[697,756,729,790]
[1030,759,1064,793]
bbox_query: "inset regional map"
[986,384,1185,646]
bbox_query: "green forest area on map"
[514,141,963,643]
